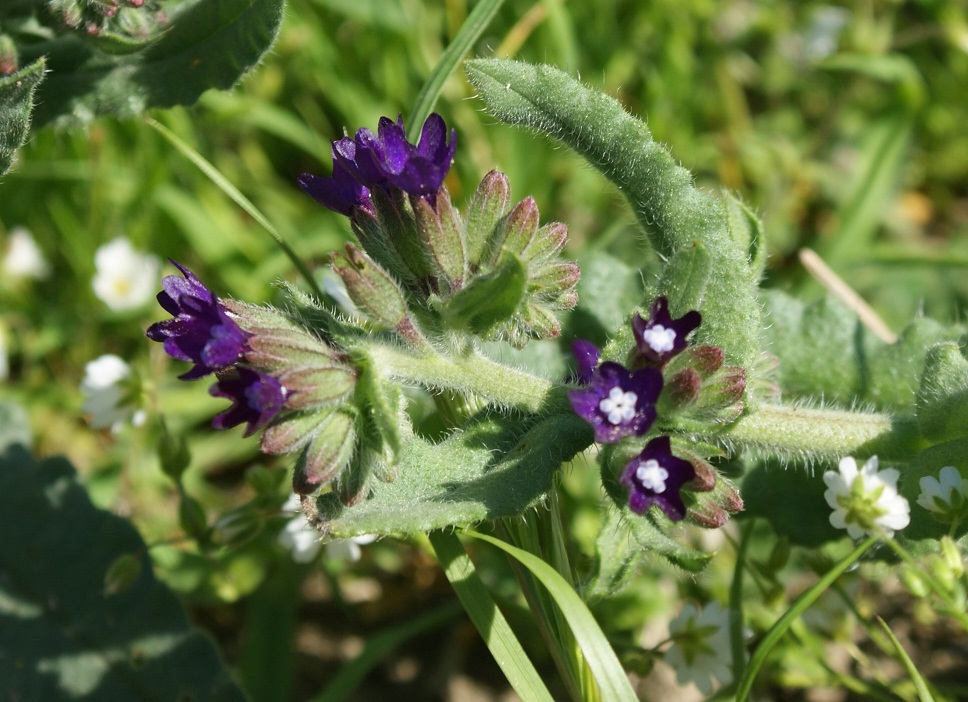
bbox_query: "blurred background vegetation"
[2,0,968,699]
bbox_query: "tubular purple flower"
[372,113,456,198]
[210,367,286,437]
[568,359,663,444]
[146,261,247,379]
[571,339,602,384]
[632,296,702,365]
[620,436,696,521]
[297,153,372,216]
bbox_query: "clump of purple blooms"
[569,296,705,521]
[298,113,456,216]
[147,262,286,436]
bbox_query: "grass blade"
[735,536,877,701]
[145,116,324,300]
[429,531,556,702]
[876,616,936,702]
[405,0,506,140]
[463,530,638,702]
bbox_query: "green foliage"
[464,58,762,369]
[0,58,44,176]
[0,404,247,702]
[314,411,593,537]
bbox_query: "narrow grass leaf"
[145,116,323,299]
[735,536,877,701]
[310,600,463,702]
[429,531,555,702]
[875,616,936,702]
[463,530,638,702]
[406,0,506,140]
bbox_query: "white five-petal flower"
[80,354,145,432]
[665,602,735,695]
[917,466,968,520]
[3,226,50,280]
[91,237,161,311]
[823,456,910,539]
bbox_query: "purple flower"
[297,153,372,216]
[620,436,695,521]
[210,367,286,437]
[632,296,701,364]
[299,113,456,215]
[568,358,663,444]
[571,339,602,384]
[146,261,248,380]
[370,114,456,199]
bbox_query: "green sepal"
[439,250,527,336]
[332,243,409,329]
[653,241,711,322]
[313,411,593,537]
[369,186,435,281]
[291,409,358,495]
[261,410,327,456]
[916,342,968,443]
[354,356,404,468]
[0,56,44,176]
[278,365,356,411]
[488,196,539,260]
[465,170,511,268]
[413,190,467,290]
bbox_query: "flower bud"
[332,243,410,329]
[413,191,466,291]
[278,365,356,411]
[466,170,510,267]
[0,35,17,75]
[530,261,581,296]
[492,196,539,258]
[688,501,729,529]
[663,368,702,410]
[522,222,568,263]
[292,409,358,495]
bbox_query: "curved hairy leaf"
[0,430,247,701]
[20,0,284,128]
[314,412,594,537]
[0,58,45,176]
[464,58,761,369]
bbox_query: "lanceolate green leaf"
[464,531,639,702]
[0,437,246,701]
[0,57,45,176]
[314,412,594,537]
[429,532,554,702]
[464,58,761,369]
[20,0,284,128]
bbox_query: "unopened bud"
[531,261,581,296]
[413,191,466,290]
[495,196,540,257]
[0,35,18,75]
[292,409,357,495]
[663,368,702,410]
[688,501,729,528]
[466,170,511,267]
[522,222,567,263]
[899,565,929,598]
[279,365,357,411]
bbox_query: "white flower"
[0,324,8,382]
[917,466,968,521]
[824,456,910,539]
[665,602,735,695]
[3,226,50,280]
[325,534,378,562]
[91,237,161,311]
[277,494,376,564]
[81,354,144,431]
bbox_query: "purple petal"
[571,339,601,384]
[210,367,286,437]
[568,361,663,444]
[632,296,702,364]
[620,436,695,521]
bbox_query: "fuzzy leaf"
[0,436,246,701]
[20,0,284,128]
[465,58,761,369]
[0,57,45,176]
[741,460,840,547]
[440,250,527,335]
[916,342,968,443]
[566,250,643,347]
[313,412,593,537]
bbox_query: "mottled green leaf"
[0,433,247,701]
[20,0,284,128]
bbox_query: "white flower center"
[636,459,669,493]
[599,386,637,425]
[642,324,676,353]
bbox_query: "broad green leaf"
[0,441,247,701]
[566,250,643,347]
[0,57,44,176]
[464,58,761,369]
[428,532,554,702]
[916,342,968,443]
[740,460,840,548]
[464,531,639,702]
[313,412,594,537]
[21,0,285,128]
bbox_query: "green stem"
[714,403,921,461]
[366,342,559,413]
[881,536,968,631]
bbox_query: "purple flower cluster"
[569,296,702,521]
[299,113,456,216]
[147,262,285,436]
